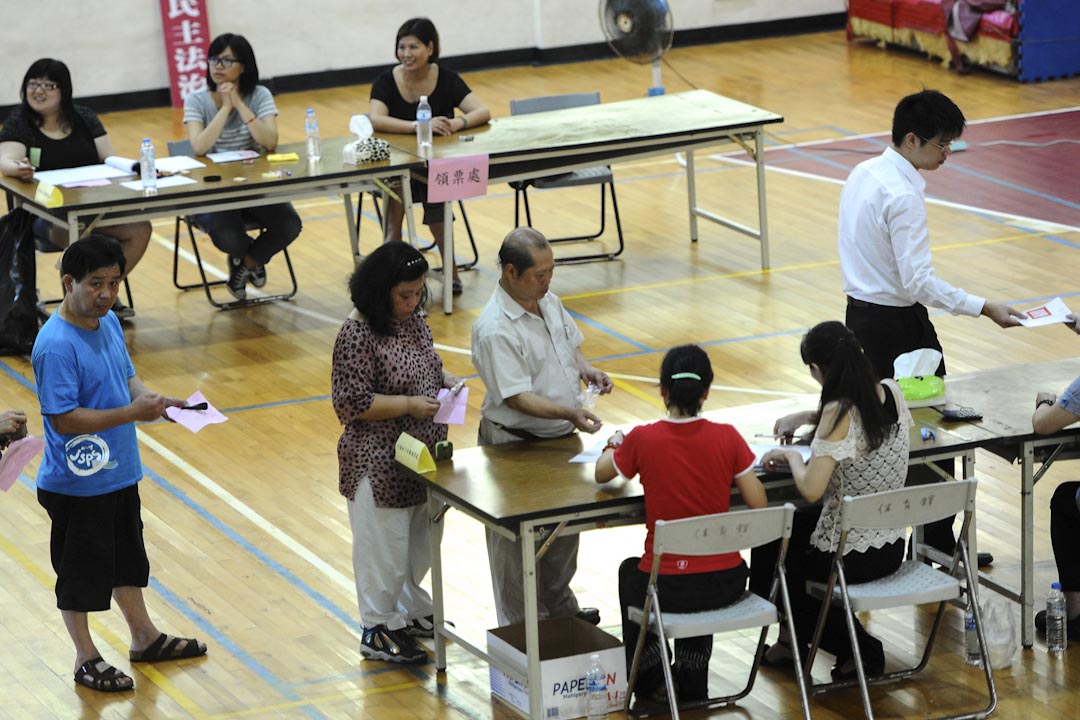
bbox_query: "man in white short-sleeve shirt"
[472,227,613,626]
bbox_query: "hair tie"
[670,372,701,381]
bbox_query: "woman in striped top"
[183,33,302,301]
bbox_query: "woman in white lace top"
[750,321,911,681]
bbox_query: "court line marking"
[136,431,356,595]
[0,527,208,718]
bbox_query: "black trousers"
[846,298,957,554]
[619,557,747,702]
[749,507,904,662]
[1051,482,1080,591]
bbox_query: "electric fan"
[599,0,675,95]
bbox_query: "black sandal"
[74,657,134,692]
[130,633,207,662]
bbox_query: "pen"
[180,402,208,411]
[448,379,465,397]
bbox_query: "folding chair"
[167,140,297,310]
[353,186,479,270]
[508,92,625,264]
[625,503,810,720]
[804,478,997,720]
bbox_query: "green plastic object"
[897,375,945,402]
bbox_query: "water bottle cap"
[143,138,150,142]
[420,95,428,102]
[589,652,599,660]
[307,108,314,114]
[1052,581,1063,590]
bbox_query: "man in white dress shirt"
[839,89,1022,565]
[472,227,613,626]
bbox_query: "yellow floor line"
[563,230,1053,301]
[612,377,666,410]
[206,680,428,719]
[0,529,207,718]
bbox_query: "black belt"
[846,296,877,308]
[490,420,574,442]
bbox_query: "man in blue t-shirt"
[32,235,207,693]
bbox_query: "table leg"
[428,491,447,670]
[755,128,770,269]
[402,172,417,246]
[343,194,360,264]
[521,522,542,720]
[442,200,454,315]
[1021,443,1035,648]
[685,149,699,243]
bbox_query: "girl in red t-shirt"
[595,344,767,705]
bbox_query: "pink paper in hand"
[165,391,228,433]
[434,386,469,425]
[0,435,44,492]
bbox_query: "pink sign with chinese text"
[159,0,210,108]
[427,155,489,202]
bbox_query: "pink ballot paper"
[434,386,469,425]
[165,391,228,433]
[0,435,44,492]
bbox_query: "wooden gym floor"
[1,29,1079,719]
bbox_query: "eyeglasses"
[207,56,240,69]
[919,136,952,153]
[27,80,58,92]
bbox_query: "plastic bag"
[979,595,1017,668]
[0,208,39,355]
[343,114,391,164]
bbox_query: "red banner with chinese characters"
[159,0,211,108]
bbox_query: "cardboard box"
[488,617,627,719]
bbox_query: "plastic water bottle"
[139,138,157,196]
[1047,581,1067,653]
[585,653,608,720]
[964,601,982,666]
[304,108,321,162]
[415,95,433,157]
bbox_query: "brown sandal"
[129,633,207,662]
[74,657,134,692]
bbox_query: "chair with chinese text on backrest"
[508,92,624,264]
[625,503,810,720]
[803,478,996,719]
[167,139,297,309]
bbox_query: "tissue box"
[897,375,946,407]
[487,617,627,719]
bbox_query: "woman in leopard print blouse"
[332,242,460,664]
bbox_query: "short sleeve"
[331,323,377,424]
[810,409,858,462]
[447,70,472,107]
[370,72,396,105]
[183,92,209,125]
[611,427,641,480]
[248,86,278,119]
[74,106,106,139]
[724,426,757,477]
[472,329,533,405]
[0,108,34,146]
[33,349,81,417]
[1058,376,1080,415]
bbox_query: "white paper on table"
[206,150,259,163]
[570,437,608,464]
[0,435,44,492]
[120,175,198,192]
[33,164,131,185]
[157,155,206,172]
[1018,297,1073,328]
[434,386,469,425]
[164,391,228,433]
[748,442,812,472]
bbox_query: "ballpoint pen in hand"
[447,379,466,397]
[180,402,208,411]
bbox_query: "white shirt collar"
[882,145,926,194]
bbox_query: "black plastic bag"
[0,208,39,355]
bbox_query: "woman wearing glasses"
[0,58,150,319]
[183,33,302,301]
[369,17,490,296]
